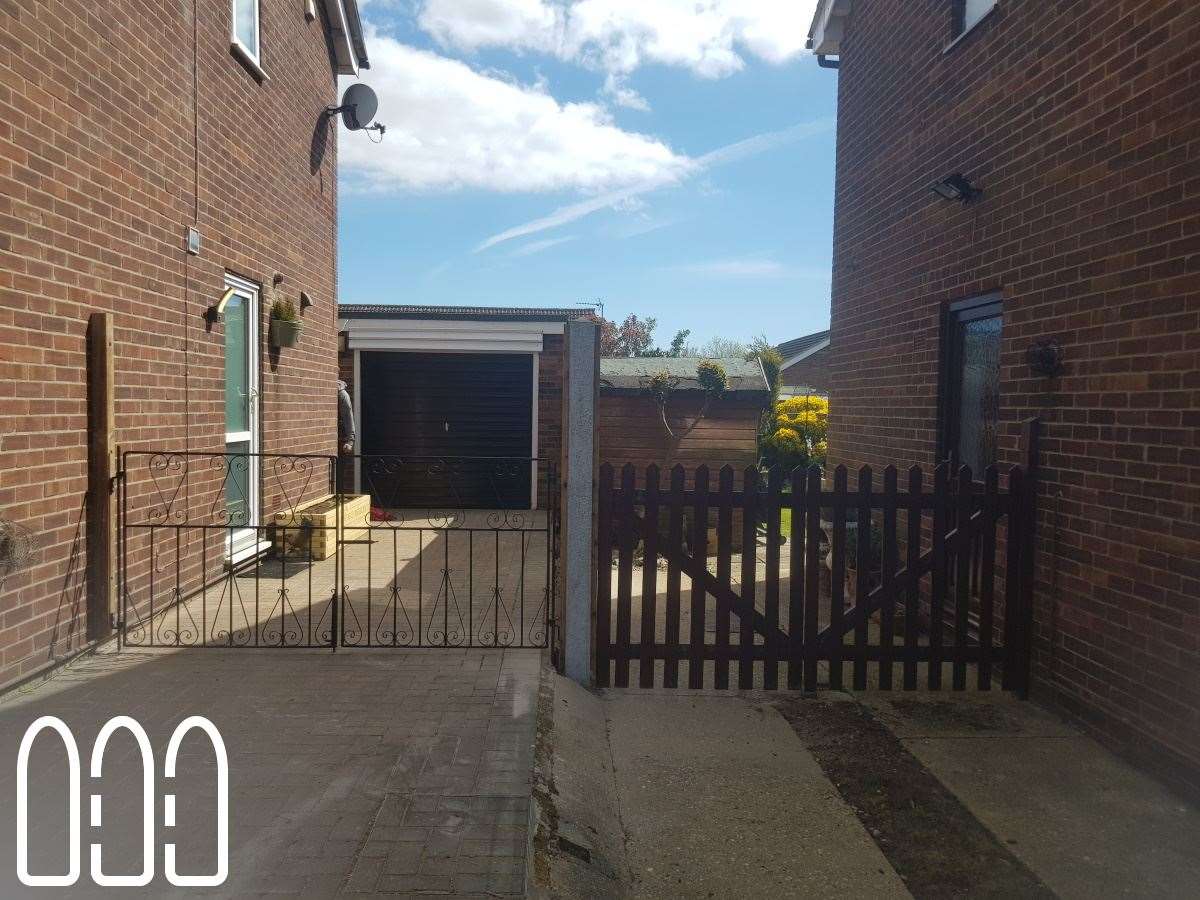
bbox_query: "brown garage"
[598,357,771,486]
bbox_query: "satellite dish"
[338,83,379,131]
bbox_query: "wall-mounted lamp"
[206,287,237,324]
[1027,338,1066,378]
[931,173,981,203]
[299,291,313,311]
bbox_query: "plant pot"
[270,317,302,348]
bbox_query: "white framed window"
[230,0,265,77]
[955,0,996,38]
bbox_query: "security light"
[206,287,237,325]
[931,173,980,203]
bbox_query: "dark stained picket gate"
[596,427,1038,695]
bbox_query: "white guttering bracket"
[781,337,831,372]
[339,318,566,354]
[809,0,851,55]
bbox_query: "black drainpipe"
[817,54,841,69]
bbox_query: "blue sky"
[338,1,833,348]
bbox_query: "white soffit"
[340,318,564,353]
[323,0,359,74]
[809,0,851,56]
[781,337,831,371]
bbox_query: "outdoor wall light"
[206,287,237,325]
[300,291,313,311]
[1027,338,1066,378]
[931,173,981,203]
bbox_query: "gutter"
[324,0,369,73]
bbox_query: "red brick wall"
[781,345,832,395]
[0,0,343,687]
[538,335,565,506]
[826,0,1200,795]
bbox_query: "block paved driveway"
[0,647,540,899]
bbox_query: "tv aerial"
[327,83,386,141]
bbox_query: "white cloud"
[418,1,820,78]
[475,118,833,250]
[510,235,579,256]
[602,73,650,111]
[669,258,833,279]
[670,258,788,278]
[340,32,690,192]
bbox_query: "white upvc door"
[223,273,261,562]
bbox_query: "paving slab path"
[0,646,541,899]
[536,683,1200,900]
[604,691,909,899]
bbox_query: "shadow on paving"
[0,647,541,898]
[122,515,551,653]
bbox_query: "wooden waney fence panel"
[596,461,1035,694]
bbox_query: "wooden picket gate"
[596,455,1036,694]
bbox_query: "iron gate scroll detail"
[119,452,340,649]
[118,452,556,651]
[340,455,555,649]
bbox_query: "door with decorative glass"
[223,273,260,561]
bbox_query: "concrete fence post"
[562,320,598,685]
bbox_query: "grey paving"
[0,647,541,898]
[863,693,1200,900]
[603,691,910,899]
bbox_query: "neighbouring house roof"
[600,357,770,395]
[807,0,851,55]
[326,0,370,73]
[777,330,831,368]
[338,304,591,322]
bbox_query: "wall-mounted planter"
[270,318,302,348]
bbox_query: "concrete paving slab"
[885,697,1200,900]
[861,692,1078,739]
[604,692,910,899]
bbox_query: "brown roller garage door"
[360,351,533,508]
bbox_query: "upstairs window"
[941,294,1003,476]
[954,0,997,38]
[232,0,261,66]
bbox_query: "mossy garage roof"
[600,357,769,394]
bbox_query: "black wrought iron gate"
[118,452,557,652]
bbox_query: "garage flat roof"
[339,304,592,322]
[600,357,770,395]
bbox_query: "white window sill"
[943,3,998,54]
[230,39,269,81]
[227,539,270,566]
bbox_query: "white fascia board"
[781,337,831,371]
[348,339,546,353]
[341,317,564,352]
[322,0,359,75]
[809,0,851,55]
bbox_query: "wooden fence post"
[86,312,116,641]
[1018,417,1041,699]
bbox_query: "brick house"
[808,0,1199,796]
[777,329,831,397]
[0,1,369,689]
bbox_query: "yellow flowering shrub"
[761,395,829,471]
